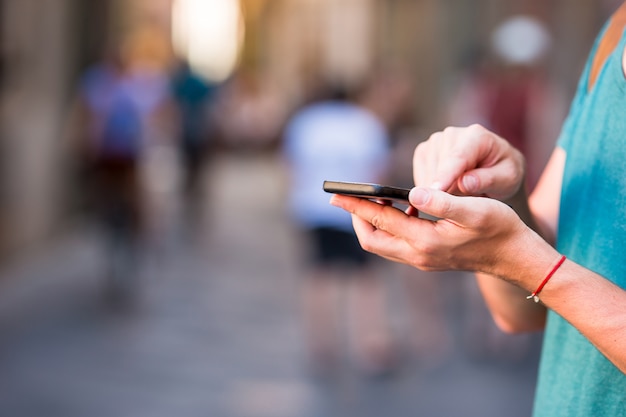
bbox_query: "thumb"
[409,187,466,221]
[457,164,519,200]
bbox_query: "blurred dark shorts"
[308,227,374,267]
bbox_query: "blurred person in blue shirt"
[283,82,396,376]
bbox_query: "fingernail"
[462,175,478,192]
[410,187,430,206]
[329,195,340,207]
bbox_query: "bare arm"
[331,180,626,374]
[329,113,626,372]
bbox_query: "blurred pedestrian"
[213,70,287,152]
[70,27,174,299]
[282,82,396,376]
[171,61,219,233]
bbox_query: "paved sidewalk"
[0,152,541,417]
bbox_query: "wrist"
[526,255,566,303]
[492,224,560,293]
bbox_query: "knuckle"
[468,123,491,142]
[468,123,485,133]
[473,211,491,229]
[432,196,453,217]
[471,203,497,229]
[443,126,457,137]
[414,141,427,159]
[429,131,443,142]
[503,167,518,185]
[359,237,376,253]
[370,212,387,231]
[412,249,437,271]
[441,126,459,142]
[412,257,428,270]
[410,235,436,257]
[352,228,371,250]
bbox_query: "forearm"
[475,272,546,333]
[523,255,626,374]
[479,224,626,373]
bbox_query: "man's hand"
[414,124,525,200]
[330,188,530,277]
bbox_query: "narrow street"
[0,152,541,417]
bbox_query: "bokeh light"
[171,0,245,82]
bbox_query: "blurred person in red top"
[446,16,566,190]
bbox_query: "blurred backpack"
[588,2,626,92]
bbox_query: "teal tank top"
[533,23,626,417]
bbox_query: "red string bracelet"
[527,255,567,303]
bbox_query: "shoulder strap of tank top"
[588,2,626,91]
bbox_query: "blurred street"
[0,1,619,416]
[0,151,542,417]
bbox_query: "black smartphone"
[323,180,439,220]
[323,180,411,204]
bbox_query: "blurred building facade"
[0,0,619,258]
